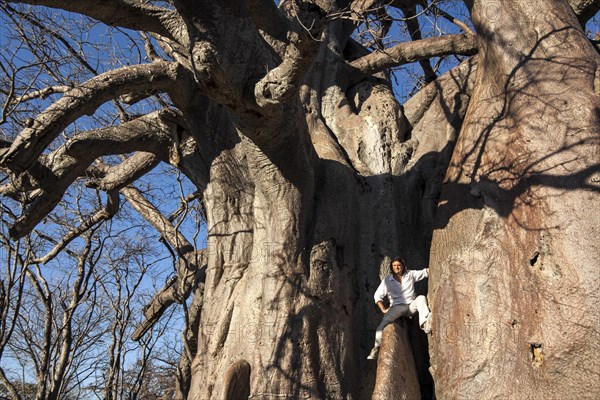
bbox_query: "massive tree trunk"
[183,24,476,399]
[429,1,600,398]
[1,0,598,399]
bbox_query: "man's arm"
[373,277,388,313]
[410,268,429,282]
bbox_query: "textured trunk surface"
[2,0,599,399]
[429,1,600,399]
[183,22,476,399]
[372,321,420,400]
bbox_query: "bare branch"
[349,33,478,79]
[9,85,71,104]
[401,4,437,84]
[32,191,120,264]
[120,185,193,255]
[254,2,326,108]
[87,153,160,192]
[6,109,186,238]
[169,191,201,222]
[121,185,206,341]
[5,0,180,39]
[2,3,98,74]
[0,61,190,173]
[132,251,206,342]
[429,3,475,35]
[0,367,22,400]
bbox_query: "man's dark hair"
[389,257,407,273]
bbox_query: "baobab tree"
[0,1,598,399]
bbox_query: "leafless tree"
[1,181,190,400]
[0,206,29,400]
[1,0,599,399]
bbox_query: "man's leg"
[368,304,411,359]
[409,295,430,329]
[373,304,408,347]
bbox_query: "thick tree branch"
[87,153,160,192]
[6,109,186,238]
[349,33,478,78]
[122,185,206,341]
[8,85,71,104]
[401,4,437,83]
[247,0,290,52]
[148,33,190,68]
[131,253,205,341]
[0,62,190,173]
[6,0,180,39]
[254,1,326,108]
[120,185,193,256]
[351,0,423,18]
[403,56,478,128]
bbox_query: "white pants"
[374,295,430,347]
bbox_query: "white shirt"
[374,269,428,306]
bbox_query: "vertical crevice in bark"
[223,360,251,400]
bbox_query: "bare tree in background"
[0,207,29,399]
[0,182,188,400]
[0,0,599,399]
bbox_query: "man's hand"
[377,300,388,314]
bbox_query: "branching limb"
[403,56,477,127]
[7,85,71,105]
[428,3,475,35]
[0,61,190,173]
[5,109,187,238]
[349,33,478,80]
[131,254,205,342]
[120,185,193,256]
[254,1,326,108]
[5,0,181,39]
[1,3,98,74]
[148,33,191,68]
[32,191,119,264]
[169,191,202,223]
[247,0,290,54]
[87,153,160,192]
[349,0,395,50]
[122,185,206,341]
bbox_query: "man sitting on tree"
[367,257,431,360]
